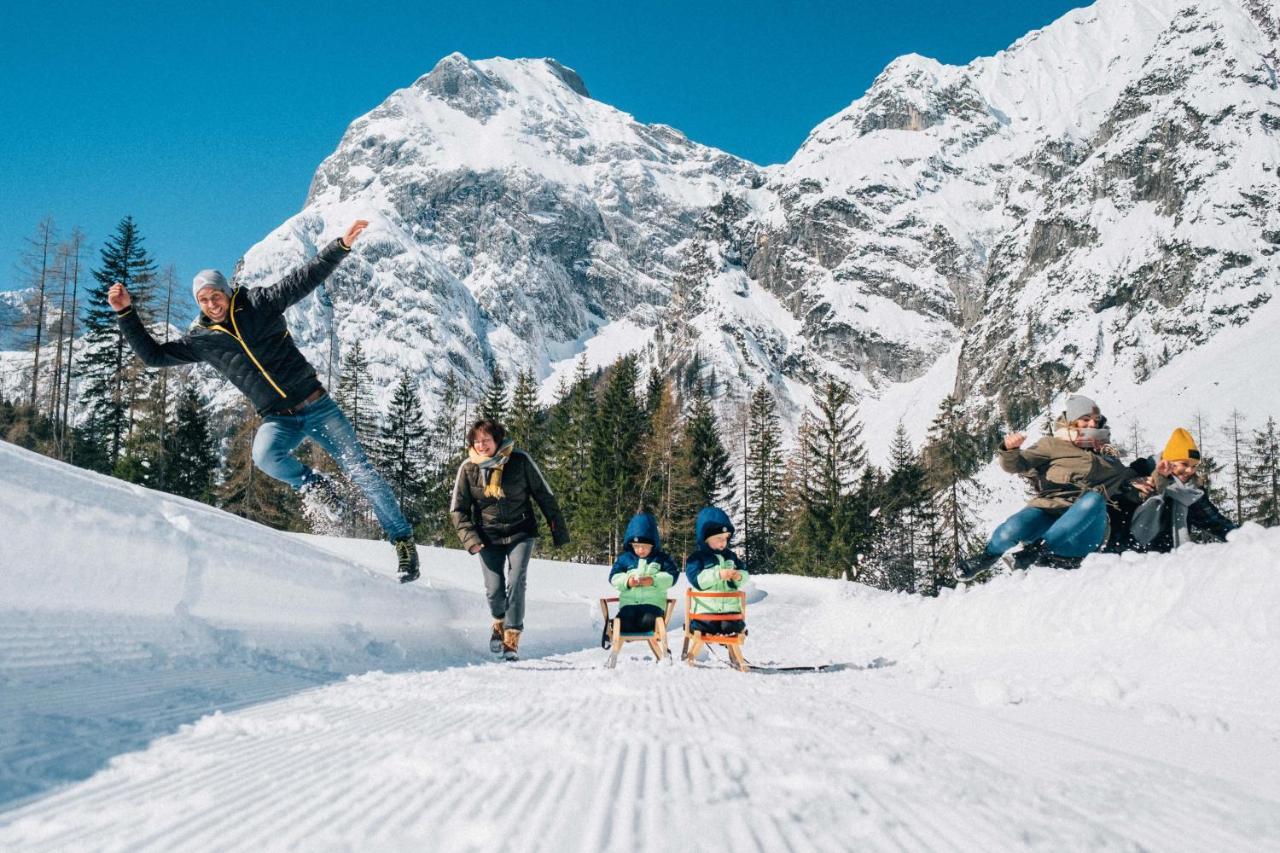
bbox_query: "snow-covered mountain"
[233,53,759,409]
[225,0,1278,451]
[5,0,1276,454]
[669,0,1280,439]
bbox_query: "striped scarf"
[468,439,515,498]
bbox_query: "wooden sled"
[599,597,676,668]
[681,589,748,672]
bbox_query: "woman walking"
[450,419,569,660]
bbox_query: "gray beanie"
[192,269,231,302]
[1064,394,1099,423]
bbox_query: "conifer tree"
[543,358,596,554]
[334,340,377,449]
[1243,416,1280,526]
[921,394,988,593]
[744,385,785,573]
[377,370,429,523]
[643,368,665,421]
[423,370,464,545]
[582,356,644,557]
[114,370,170,488]
[636,378,691,553]
[789,378,865,578]
[164,384,216,502]
[880,423,931,593]
[682,381,735,510]
[507,368,544,458]
[479,363,509,423]
[79,216,156,470]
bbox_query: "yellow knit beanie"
[1161,428,1201,462]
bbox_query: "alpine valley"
[9,0,1280,455]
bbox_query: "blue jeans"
[251,395,412,541]
[986,491,1108,559]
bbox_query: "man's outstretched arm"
[249,220,369,315]
[109,283,202,367]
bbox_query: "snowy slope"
[3,439,1280,849]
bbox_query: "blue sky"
[0,0,1086,297]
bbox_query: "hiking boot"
[502,628,521,662]
[490,619,505,654]
[1010,541,1082,571]
[299,476,346,532]
[394,538,420,584]
[1007,541,1046,571]
[954,550,1000,581]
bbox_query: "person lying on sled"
[684,506,748,635]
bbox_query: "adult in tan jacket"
[956,394,1149,579]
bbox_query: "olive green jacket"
[998,437,1140,511]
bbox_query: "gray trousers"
[478,538,534,631]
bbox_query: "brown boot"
[501,628,521,662]
[489,619,505,654]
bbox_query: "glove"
[551,519,571,547]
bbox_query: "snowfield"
[2,439,1279,851]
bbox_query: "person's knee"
[251,431,283,472]
[1076,491,1105,514]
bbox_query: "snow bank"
[784,525,1280,731]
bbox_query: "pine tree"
[334,340,377,449]
[219,401,305,530]
[422,370,465,546]
[164,384,216,502]
[788,378,866,578]
[1243,416,1280,526]
[921,394,988,593]
[507,368,544,457]
[643,368,665,421]
[636,378,691,554]
[79,216,157,470]
[479,363,509,423]
[581,356,644,558]
[114,369,170,488]
[879,423,931,593]
[542,358,596,555]
[683,381,735,510]
[377,370,429,524]
[744,385,785,573]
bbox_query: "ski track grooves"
[3,640,1279,850]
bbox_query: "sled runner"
[681,589,749,672]
[599,597,676,668]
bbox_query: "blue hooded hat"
[623,512,661,552]
[694,506,735,546]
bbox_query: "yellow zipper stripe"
[210,291,288,399]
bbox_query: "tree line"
[4,216,1279,594]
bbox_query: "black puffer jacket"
[116,239,350,415]
[450,450,570,550]
[1107,456,1237,553]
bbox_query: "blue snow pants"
[985,491,1108,559]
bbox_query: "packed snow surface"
[2,439,1279,850]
